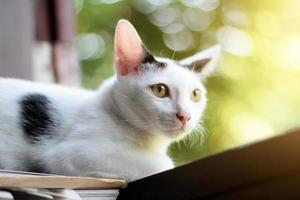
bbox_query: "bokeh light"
[217,26,253,56]
[163,28,194,51]
[77,33,106,60]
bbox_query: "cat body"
[0,77,173,181]
[0,20,219,181]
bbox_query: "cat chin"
[161,126,193,140]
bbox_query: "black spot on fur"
[19,94,58,143]
[142,46,166,68]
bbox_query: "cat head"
[113,19,220,140]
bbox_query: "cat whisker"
[159,50,164,57]
[185,124,206,146]
[171,50,176,60]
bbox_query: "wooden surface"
[0,171,125,189]
[118,128,300,200]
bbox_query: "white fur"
[0,20,219,182]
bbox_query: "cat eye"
[150,83,169,98]
[191,89,201,102]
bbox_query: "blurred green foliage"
[75,0,300,165]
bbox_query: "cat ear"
[179,45,221,79]
[114,19,147,76]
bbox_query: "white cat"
[0,20,220,182]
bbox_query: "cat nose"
[176,113,191,124]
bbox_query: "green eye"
[191,88,201,102]
[150,83,169,98]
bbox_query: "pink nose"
[176,114,191,124]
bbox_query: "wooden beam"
[51,0,80,86]
[34,0,80,85]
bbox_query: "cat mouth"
[158,121,188,135]
[176,124,185,129]
[168,124,186,132]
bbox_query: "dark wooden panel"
[118,128,300,200]
[52,0,76,42]
[35,0,75,43]
[208,172,300,200]
[35,0,53,42]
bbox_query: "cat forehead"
[157,57,199,79]
[145,57,204,89]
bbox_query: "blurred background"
[0,0,300,165]
[75,0,300,165]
